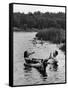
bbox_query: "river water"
[13,32,65,86]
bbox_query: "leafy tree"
[13,12,66,30]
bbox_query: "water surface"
[13,32,65,86]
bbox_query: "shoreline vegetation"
[13,27,39,32]
[35,28,66,53]
[13,11,66,53]
[59,44,66,54]
[13,27,66,53]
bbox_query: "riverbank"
[13,27,39,32]
[13,27,66,53]
[35,28,66,53]
[36,28,65,43]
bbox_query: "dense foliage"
[36,28,65,43]
[60,44,66,53]
[13,11,66,30]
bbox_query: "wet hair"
[24,51,28,58]
[53,50,58,57]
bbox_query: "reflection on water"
[24,66,47,82]
[13,32,65,86]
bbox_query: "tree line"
[13,11,66,30]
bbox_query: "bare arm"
[28,52,35,56]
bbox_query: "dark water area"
[13,32,65,86]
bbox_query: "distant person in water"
[32,37,37,47]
